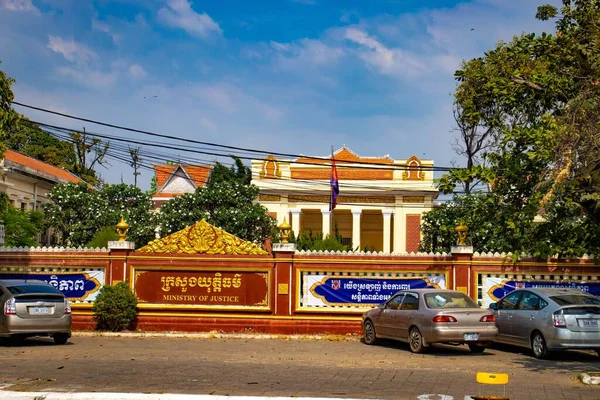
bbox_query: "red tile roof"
[4,150,83,184]
[154,164,213,191]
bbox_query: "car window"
[4,284,63,296]
[550,294,600,306]
[518,292,544,311]
[401,293,419,310]
[386,294,404,310]
[424,292,478,309]
[498,291,522,310]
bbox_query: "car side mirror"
[489,303,498,310]
[378,303,384,309]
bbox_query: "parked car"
[0,279,72,344]
[489,288,600,359]
[362,289,498,353]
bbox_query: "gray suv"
[0,279,72,344]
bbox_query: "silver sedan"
[362,289,498,353]
[490,288,600,358]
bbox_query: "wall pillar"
[393,206,406,253]
[321,208,331,237]
[351,209,362,251]
[107,241,135,285]
[451,245,474,299]
[289,208,301,237]
[382,209,393,254]
[272,243,297,316]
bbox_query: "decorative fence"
[1,240,598,335]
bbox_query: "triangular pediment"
[136,219,268,255]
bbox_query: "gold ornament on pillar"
[116,216,130,242]
[455,221,469,246]
[278,218,292,243]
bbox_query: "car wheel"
[53,333,69,345]
[468,343,486,354]
[531,331,548,359]
[409,327,428,353]
[363,320,377,345]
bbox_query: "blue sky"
[0,0,560,189]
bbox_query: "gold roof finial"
[116,216,129,242]
[278,218,292,243]
[455,221,469,246]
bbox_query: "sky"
[0,0,561,190]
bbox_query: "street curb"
[0,391,374,400]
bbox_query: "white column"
[393,206,406,253]
[290,208,301,237]
[321,208,331,237]
[351,209,362,251]
[382,209,393,254]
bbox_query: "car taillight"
[433,315,457,323]
[64,298,72,315]
[4,298,16,315]
[553,312,566,328]
[480,315,495,323]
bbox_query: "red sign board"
[135,270,269,307]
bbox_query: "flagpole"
[329,145,334,238]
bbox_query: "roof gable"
[295,146,394,165]
[154,164,213,193]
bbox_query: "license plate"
[464,333,479,341]
[581,319,598,328]
[31,307,50,315]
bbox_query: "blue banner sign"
[0,271,103,301]
[309,276,442,306]
[487,279,600,302]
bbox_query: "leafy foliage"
[288,224,349,252]
[92,282,138,332]
[6,120,77,170]
[45,183,155,247]
[425,0,600,258]
[86,226,119,249]
[157,182,277,245]
[0,61,20,158]
[208,156,251,187]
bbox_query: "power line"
[15,102,458,171]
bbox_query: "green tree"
[70,128,109,186]
[0,195,44,247]
[426,0,600,258]
[45,183,155,247]
[157,182,277,245]
[208,156,251,187]
[0,62,20,158]
[6,119,77,169]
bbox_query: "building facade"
[251,147,438,253]
[0,150,84,245]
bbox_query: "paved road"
[1,333,599,400]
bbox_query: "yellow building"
[251,147,438,253]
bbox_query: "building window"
[21,202,27,211]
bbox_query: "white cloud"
[47,36,97,64]
[57,67,117,89]
[344,28,425,76]
[270,41,291,52]
[158,0,222,38]
[92,19,121,45]
[1,0,38,12]
[291,0,316,5]
[128,64,147,79]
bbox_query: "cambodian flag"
[329,152,339,211]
